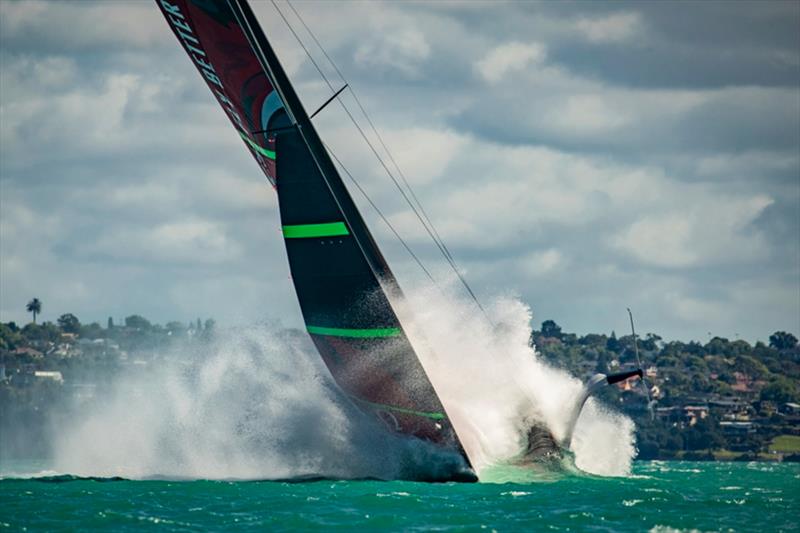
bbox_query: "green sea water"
[0,461,797,531]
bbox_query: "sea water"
[2,290,795,529]
[1,461,797,531]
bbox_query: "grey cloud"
[0,0,797,342]
[401,0,800,90]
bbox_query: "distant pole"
[628,308,654,420]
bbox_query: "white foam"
[51,281,635,479]
[396,279,636,477]
[52,326,466,481]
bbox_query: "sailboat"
[156,0,644,481]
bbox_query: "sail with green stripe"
[157,0,476,481]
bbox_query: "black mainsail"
[156,0,474,479]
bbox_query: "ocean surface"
[0,461,796,531]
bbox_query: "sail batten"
[306,325,402,338]
[352,399,446,421]
[283,222,350,239]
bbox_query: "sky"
[0,0,798,343]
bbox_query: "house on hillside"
[12,347,43,358]
[34,370,64,384]
[684,405,709,426]
[719,420,755,436]
[709,398,750,417]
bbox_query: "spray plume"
[50,285,635,480]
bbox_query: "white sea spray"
[52,326,466,481]
[396,279,636,477]
[51,281,635,480]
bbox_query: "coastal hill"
[1,314,798,462]
[531,320,800,461]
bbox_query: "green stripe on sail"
[283,222,350,239]
[306,325,401,338]
[355,398,446,420]
[239,131,276,160]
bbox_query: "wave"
[0,472,416,484]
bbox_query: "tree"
[686,355,709,373]
[579,334,607,348]
[125,315,151,330]
[637,440,660,460]
[21,321,60,342]
[760,378,798,404]
[640,333,662,351]
[541,319,562,339]
[705,336,731,355]
[733,355,769,379]
[561,332,578,346]
[26,298,42,324]
[596,350,610,374]
[660,430,684,453]
[684,417,724,451]
[769,331,798,351]
[80,322,103,339]
[201,318,216,341]
[166,321,186,336]
[606,331,621,353]
[57,313,81,334]
[0,323,23,350]
[656,355,679,368]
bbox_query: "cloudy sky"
[1,0,798,342]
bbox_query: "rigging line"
[281,0,449,257]
[274,0,447,268]
[285,0,455,266]
[324,142,435,284]
[346,86,456,265]
[271,0,434,285]
[278,0,491,322]
[336,97,492,320]
[326,141,483,323]
[274,0,438,267]
[270,0,335,92]
[285,0,346,82]
[285,0,486,316]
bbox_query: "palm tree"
[26,298,42,324]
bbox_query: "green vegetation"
[1,311,219,460]
[1,308,798,462]
[531,320,800,461]
[769,435,800,453]
[25,298,41,325]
